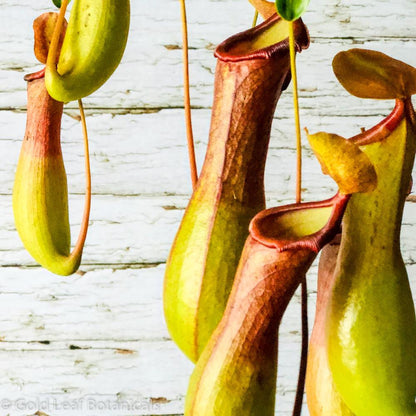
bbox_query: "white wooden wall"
[0,0,415,415]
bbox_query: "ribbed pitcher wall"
[164,15,309,362]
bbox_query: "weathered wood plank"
[2,39,415,112]
[0,265,309,416]
[1,1,416,111]
[3,109,414,199]
[3,193,416,268]
[0,257,414,416]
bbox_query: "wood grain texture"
[0,0,415,414]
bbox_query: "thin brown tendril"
[179,0,198,189]
[68,99,91,263]
[45,0,91,265]
[69,100,91,260]
[46,0,68,75]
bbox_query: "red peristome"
[215,14,309,63]
[249,192,350,253]
[24,68,46,82]
[351,99,405,146]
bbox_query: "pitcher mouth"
[249,193,350,253]
[24,68,46,82]
[214,14,309,62]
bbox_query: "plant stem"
[252,10,259,27]
[179,0,198,190]
[288,21,302,204]
[292,277,308,416]
[70,99,91,261]
[46,0,68,73]
[288,20,307,416]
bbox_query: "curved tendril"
[44,0,91,268]
[68,99,91,265]
[46,0,69,78]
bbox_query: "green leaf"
[275,0,310,21]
